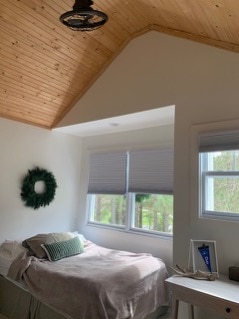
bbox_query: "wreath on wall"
[20,167,57,210]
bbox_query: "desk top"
[166,275,239,304]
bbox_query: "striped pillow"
[41,236,83,261]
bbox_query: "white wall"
[77,125,174,267]
[0,118,82,242]
[62,31,239,281]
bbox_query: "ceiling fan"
[59,0,108,31]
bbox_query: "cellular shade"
[128,148,174,194]
[87,152,127,194]
[199,130,239,152]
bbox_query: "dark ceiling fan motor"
[59,0,108,31]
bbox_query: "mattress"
[0,275,67,319]
[0,275,168,319]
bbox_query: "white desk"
[166,275,239,319]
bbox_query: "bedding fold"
[8,243,169,319]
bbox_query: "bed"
[0,232,169,319]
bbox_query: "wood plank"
[0,0,239,129]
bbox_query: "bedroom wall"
[0,118,81,243]
[77,124,174,267]
[60,31,239,287]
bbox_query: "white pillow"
[71,231,89,246]
[74,232,86,241]
[0,240,28,277]
[0,240,27,261]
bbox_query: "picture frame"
[188,239,219,278]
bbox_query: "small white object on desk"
[166,275,239,319]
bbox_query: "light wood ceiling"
[1,0,239,129]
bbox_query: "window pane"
[205,176,239,214]
[133,194,173,233]
[90,194,126,226]
[209,150,239,171]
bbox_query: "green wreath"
[21,167,57,210]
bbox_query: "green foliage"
[135,194,150,203]
[210,151,239,213]
[94,195,126,225]
[135,194,173,233]
[92,193,173,233]
[213,150,239,171]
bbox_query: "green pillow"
[41,236,84,261]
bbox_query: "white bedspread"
[8,242,169,319]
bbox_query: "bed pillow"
[0,241,28,276]
[22,234,48,258]
[41,236,84,261]
[1,240,27,260]
[22,232,75,258]
[71,232,89,247]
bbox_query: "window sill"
[86,221,173,240]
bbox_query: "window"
[87,148,174,236]
[199,130,239,220]
[88,194,127,227]
[132,193,173,233]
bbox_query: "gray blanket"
[8,243,169,319]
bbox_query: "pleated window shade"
[128,148,174,194]
[199,130,239,153]
[87,152,127,194]
[88,148,174,195]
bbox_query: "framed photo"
[188,239,219,278]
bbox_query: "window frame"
[86,147,174,238]
[190,121,239,223]
[200,151,239,221]
[86,193,173,238]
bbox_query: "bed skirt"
[0,275,168,319]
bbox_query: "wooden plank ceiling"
[0,0,239,129]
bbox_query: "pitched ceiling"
[1,0,239,129]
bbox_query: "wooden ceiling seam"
[0,0,239,129]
